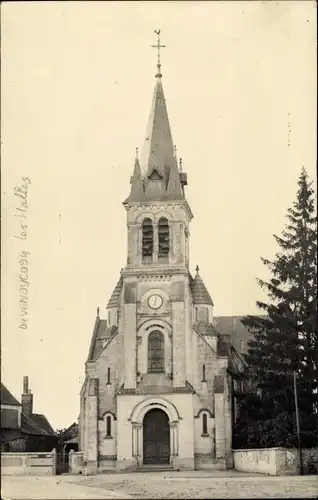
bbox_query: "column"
[169,222,174,262]
[137,336,143,376]
[170,422,178,457]
[153,221,158,262]
[137,423,143,460]
[132,424,138,458]
[167,332,172,376]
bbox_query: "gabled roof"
[190,268,214,306]
[0,383,21,407]
[21,412,56,436]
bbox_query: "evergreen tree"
[236,168,317,448]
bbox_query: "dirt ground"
[2,470,317,499]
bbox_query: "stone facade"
[79,58,232,473]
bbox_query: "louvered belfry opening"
[142,218,153,263]
[158,217,170,261]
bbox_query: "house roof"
[21,413,56,436]
[0,383,21,407]
[214,315,266,355]
[64,435,79,444]
[190,268,214,305]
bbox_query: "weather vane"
[151,29,166,77]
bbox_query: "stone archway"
[143,408,170,465]
[130,397,180,465]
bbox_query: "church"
[79,32,233,473]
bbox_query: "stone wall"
[233,447,318,475]
[69,450,84,474]
[1,450,56,475]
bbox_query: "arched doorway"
[143,408,170,465]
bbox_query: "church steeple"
[124,30,187,205]
[127,147,144,202]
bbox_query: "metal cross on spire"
[151,29,166,78]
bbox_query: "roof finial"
[151,29,166,79]
[97,306,100,317]
[135,146,139,160]
[195,265,200,275]
[179,157,183,172]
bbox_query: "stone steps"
[136,464,174,473]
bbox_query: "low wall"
[302,448,318,475]
[69,450,84,474]
[233,448,278,475]
[233,447,318,476]
[1,449,56,476]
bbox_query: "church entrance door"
[143,409,170,465]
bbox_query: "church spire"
[125,147,144,202]
[124,30,189,205]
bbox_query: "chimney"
[21,376,33,417]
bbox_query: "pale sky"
[1,1,316,430]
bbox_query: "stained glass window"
[148,331,164,373]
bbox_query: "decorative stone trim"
[194,408,214,419]
[137,275,172,282]
[101,411,117,421]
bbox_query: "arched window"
[202,413,208,435]
[106,416,112,437]
[107,367,111,385]
[142,218,153,262]
[158,218,170,260]
[148,331,165,373]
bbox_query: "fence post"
[69,449,74,474]
[51,448,57,475]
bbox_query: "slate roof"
[21,413,56,436]
[1,383,56,437]
[214,315,266,355]
[190,270,214,305]
[107,276,123,309]
[217,334,231,357]
[124,74,185,204]
[0,383,21,407]
[87,316,118,362]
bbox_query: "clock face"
[148,294,163,310]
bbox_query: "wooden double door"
[143,409,170,465]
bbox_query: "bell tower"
[123,31,193,273]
